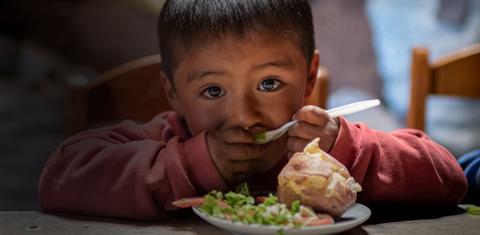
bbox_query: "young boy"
[38,0,467,220]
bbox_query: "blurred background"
[0,0,479,211]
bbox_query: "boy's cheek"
[185,117,222,136]
[258,92,304,125]
[181,107,224,136]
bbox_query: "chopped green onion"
[235,182,250,196]
[198,183,319,230]
[291,200,300,213]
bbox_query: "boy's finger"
[229,172,251,184]
[287,151,294,159]
[293,105,329,125]
[226,145,265,161]
[230,160,260,174]
[288,121,322,140]
[228,153,259,161]
[287,136,310,153]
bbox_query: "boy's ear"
[160,72,184,116]
[305,50,320,98]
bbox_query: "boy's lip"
[249,124,279,136]
[248,126,267,134]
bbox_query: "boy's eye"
[202,86,225,99]
[258,78,282,91]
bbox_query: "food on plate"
[277,138,362,217]
[172,183,334,228]
[172,137,362,229]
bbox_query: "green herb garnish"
[199,183,314,232]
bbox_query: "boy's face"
[165,32,318,137]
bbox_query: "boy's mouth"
[246,125,275,135]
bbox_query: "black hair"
[157,0,315,81]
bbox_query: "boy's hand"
[206,128,283,185]
[287,105,339,156]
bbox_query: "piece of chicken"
[277,138,362,218]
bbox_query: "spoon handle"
[327,99,380,117]
[280,99,381,132]
[254,99,381,144]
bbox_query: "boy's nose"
[224,95,262,129]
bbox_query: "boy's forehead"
[170,30,310,85]
[175,29,303,65]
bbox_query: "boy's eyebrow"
[187,70,227,82]
[253,58,294,71]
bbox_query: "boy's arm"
[330,117,468,204]
[38,112,227,220]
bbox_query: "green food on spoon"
[466,204,480,215]
[254,132,266,142]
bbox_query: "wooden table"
[1,205,479,235]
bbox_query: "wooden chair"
[66,54,167,135]
[305,67,329,109]
[407,44,480,131]
[66,55,329,135]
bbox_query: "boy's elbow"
[437,167,468,204]
[37,171,61,212]
[451,173,468,204]
[38,189,53,212]
[37,152,69,213]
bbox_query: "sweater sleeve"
[38,112,227,220]
[329,117,468,204]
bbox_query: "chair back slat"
[432,52,480,98]
[407,44,480,131]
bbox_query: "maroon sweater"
[38,111,467,220]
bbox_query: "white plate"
[193,203,371,235]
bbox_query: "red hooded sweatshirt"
[38,111,467,220]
